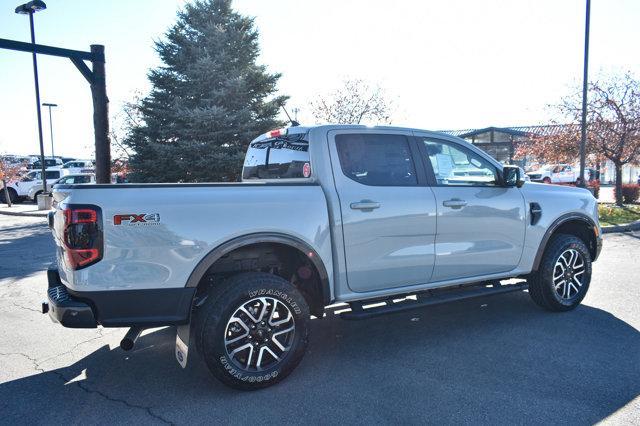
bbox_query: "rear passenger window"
[45,171,60,179]
[243,132,310,180]
[335,134,417,186]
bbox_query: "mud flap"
[175,324,190,369]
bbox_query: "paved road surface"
[0,214,638,424]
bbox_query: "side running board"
[341,282,528,320]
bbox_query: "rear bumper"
[46,265,196,328]
[47,267,97,328]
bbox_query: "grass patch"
[598,204,640,226]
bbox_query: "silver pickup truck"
[45,125,602,390]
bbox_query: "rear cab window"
[242,129,311,180]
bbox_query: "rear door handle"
[350,200,381,211]
[442,199,467,209]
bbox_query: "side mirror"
[502,165,524,188]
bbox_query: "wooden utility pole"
[0,38,111,184]
[90,45,110,184]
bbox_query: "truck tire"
[528,234,592,311]
[195,272,310,390]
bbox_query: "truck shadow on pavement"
[0,222,54,280]
[1,292,638,424]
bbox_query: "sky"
[1,0,639,158]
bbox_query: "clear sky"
[1,0,639,158]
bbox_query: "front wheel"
[195,272,310,390]
[528,234,592,311]
[542,177,552,184]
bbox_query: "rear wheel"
[542,177,551,184]
[196,272,310,390]
[528,234,592,311]
[0,188,20,204]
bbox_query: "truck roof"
[251,124,444,142]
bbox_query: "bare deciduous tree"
[516,72,640,206]
[310,79,393,125]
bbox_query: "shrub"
[614,184,640,204]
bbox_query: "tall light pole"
[42,102,57,157]
[579,0,591,188]
[15,0,48,195]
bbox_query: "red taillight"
[67,248,100,268]
[64,208,97,225]
[267,128,286,138]
[62,206,102,270]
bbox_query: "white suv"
[526,164,585,184]
[28,173,95,201]
[61,160,95,175]
[0,169,62,204]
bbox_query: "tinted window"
[336,134,417,186]
[243,132,310,180]
[421,139,497,186]
[45,171,60,179]
[74,176,92,184]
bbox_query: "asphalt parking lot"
[0,213,638,425]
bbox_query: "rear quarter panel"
[55,184,332,293]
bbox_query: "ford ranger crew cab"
[45,125,602,390]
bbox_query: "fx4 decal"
[113,213,161,226]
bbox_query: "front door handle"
[442,198,467,209]
[350,200,381,211]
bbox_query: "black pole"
[46,104,54,157]
[90,44,110,184]
[579,0,591,188]
[28,11,47,194]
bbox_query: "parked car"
[526,164,588,184]
[28,173,95,202]
[1,154,30,165]
[45,125,602,390]
[29,157,63,170]
[60,160,95,175]
[0,168,62,204]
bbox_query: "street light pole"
[15,0,47,195]
[579,0,591,188]
[42,102,57,157]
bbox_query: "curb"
[601,220,640,234]
[0,209,49,218]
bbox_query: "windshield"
[21,172,37,182]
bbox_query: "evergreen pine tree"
[125,0,287,182]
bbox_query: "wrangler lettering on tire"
[195,272,309,390]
